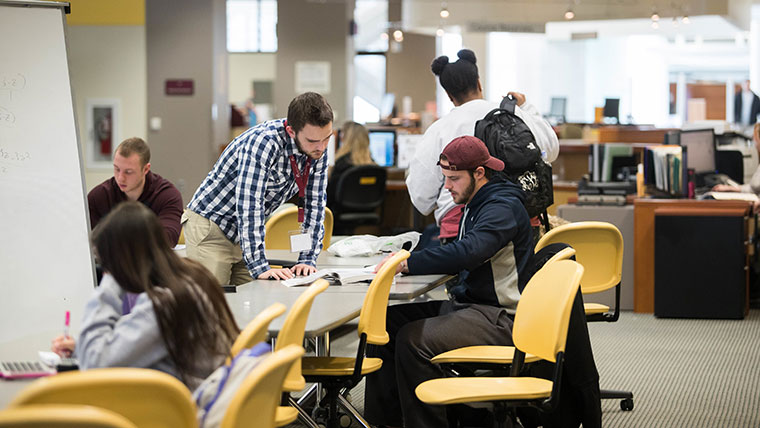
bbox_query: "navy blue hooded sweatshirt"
[407,179,534,311]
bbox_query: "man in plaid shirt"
[183,92,333,284]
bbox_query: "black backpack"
[474,96,553,228]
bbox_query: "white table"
[0,252,452,409]
[0,331,59,408]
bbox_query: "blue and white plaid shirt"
[187,119,327,277]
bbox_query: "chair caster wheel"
[312,406,328,423]
[620,398,634,411]
[339,413,352,428]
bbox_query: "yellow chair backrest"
[9,368,196,428]
[221,345,304,428]
[0,404,138,428]
[228,302,287,364]
[513,260,583,363]
[543,246,576,266]
[274,279,330,390]
[357,250,410,345]
[535,221,623,295]
[264,206,334,250]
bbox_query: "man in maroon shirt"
[87,137,183,246]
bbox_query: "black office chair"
[331,165,387,235]
[716,150,744,184]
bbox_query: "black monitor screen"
[603,98,620,121]
[680,129,716,174]
[368,130,395,167]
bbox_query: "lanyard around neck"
[289,155,311,223]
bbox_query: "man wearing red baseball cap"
[365,135,535,428]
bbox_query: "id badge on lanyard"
[288,155,311,253]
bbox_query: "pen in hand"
[64,310,70,339]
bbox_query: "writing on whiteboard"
[0,73,27,101]
[0,146,31,174]
[0,106,15,127]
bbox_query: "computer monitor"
[549,97,567,122]
[603,98,620,124]
[368,129,396,167]
[680,128,716,174]
[610,155,637,182]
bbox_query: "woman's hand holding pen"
[51,335,75,358]
[51,310,75,357]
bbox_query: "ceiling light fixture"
[651,11,660,21]
[682,15,690,24]
[393,29,404,42]
[440,2,449,19]
[436,27,445,37]
[564,8,575,20]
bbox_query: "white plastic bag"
[327,232,421,257]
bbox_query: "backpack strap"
[500,95,517,114]
[539,210,550,233]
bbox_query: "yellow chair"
[0,404,138,428]
[9,368,196,428]
[535,221,633,411]
[429,246,576,369]
[415,260,584,428]
[535,221,623,322]
[265,206,334,250]
[272,279,330,427]
[301,250,411,428]
[228,302,287,364]
[221,345,305,428]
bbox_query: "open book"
[282,267,376,287]
[702,191,759,202]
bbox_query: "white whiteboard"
[0,2,95,345]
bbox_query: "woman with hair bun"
[406,48,559,244]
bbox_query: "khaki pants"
[182,210,253,286]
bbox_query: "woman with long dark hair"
[52,202,240,388]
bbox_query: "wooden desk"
[633,198,753,313]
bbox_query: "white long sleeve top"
[406,99,559,225]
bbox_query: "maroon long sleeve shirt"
[87,171,183,246]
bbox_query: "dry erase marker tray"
[0,361,56,379]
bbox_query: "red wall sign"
[165,79,194,96]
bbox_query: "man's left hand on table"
[291,263,317,276]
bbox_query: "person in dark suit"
[734,80,760,126]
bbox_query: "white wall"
[67,26,147,191]
[486,33,728,127]
[228,52,276,105]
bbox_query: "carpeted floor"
[590,309,760,427]
[294,308,760,427]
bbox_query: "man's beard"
[295,136,323,160]
[455,176,476,204]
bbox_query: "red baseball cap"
[438,136,504,172]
